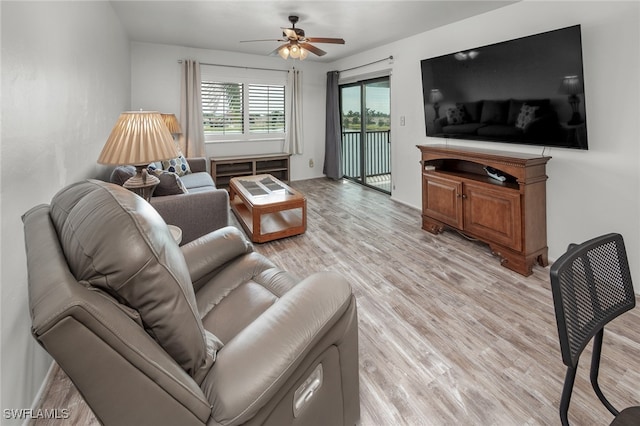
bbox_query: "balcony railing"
[341,130,390,179]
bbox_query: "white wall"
[2,0,638,415]
[131,42,329,181]
[329,1,640,279]
[1,1,130,418]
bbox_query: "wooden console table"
[210,153,291,190]
[417,144,551,276]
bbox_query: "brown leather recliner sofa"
[23,179,360,426]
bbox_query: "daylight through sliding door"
[340,77,391,194]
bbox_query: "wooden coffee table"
[229,174,306,243]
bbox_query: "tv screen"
[421,25,588,150]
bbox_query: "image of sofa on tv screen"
[429,98,564,143]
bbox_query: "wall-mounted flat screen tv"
[421,25,588,150]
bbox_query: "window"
[201,65,286,142]
[202,82,243,135]
[248,84,285,134]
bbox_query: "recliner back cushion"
[49,180,220,381]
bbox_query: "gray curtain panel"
[323,71,342,180]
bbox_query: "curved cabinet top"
[417,144,551,184]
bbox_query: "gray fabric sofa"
[110,157,229,245]
[23,179,360,426]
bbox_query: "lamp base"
[567,114,583,126]
[567,96,583,125]
[433,103,440,119]
[123,166,159,202]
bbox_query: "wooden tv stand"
[417,144,551,276]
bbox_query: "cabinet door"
[423,173,463,229]
[463,182,522,251]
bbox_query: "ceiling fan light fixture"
[278,46,290,59]
[289,43,301,59]
[247,16,343,60]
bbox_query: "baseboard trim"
[389,196,420,211]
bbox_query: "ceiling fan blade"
[306,37,345,45]
[300,42,326,57]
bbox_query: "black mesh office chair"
[550,233,640,425]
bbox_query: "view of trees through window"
[342,107,390,132]
[340,81,390,132]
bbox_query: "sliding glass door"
[340,77,391,193]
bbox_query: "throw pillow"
[516,104,540,130]
[161,152,191,176]
[446,106,467,125]
[507,100,526,125]
[148,168,189,196]
[509,99,550,124]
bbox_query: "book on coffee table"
[260,177,285,193]
[238,180,268,197]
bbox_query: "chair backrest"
[43,179,219,380]
[550,233,636,368]
[23,195,211,425]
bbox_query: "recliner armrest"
[200,272,353,425]
[181,226,253,291]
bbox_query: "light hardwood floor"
[32,178,640,425]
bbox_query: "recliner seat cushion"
[49,179,220,381]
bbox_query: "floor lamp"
[98,111,179,201]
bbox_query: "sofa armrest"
[181,226,253,291]
[151,189,229,245]
[201,272,353,425]
[187,157,207,173]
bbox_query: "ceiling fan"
[241,15,345,60]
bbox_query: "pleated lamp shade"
[428,89,444,104]
[98,111,179,166]
[161,113,182,136]
[559,75,582,95]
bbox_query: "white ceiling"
[110,1,518,62]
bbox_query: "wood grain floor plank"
[30,177,640,425]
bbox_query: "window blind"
[200,65,287,139]
[248,84,285,134]
[202,82,243,135]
